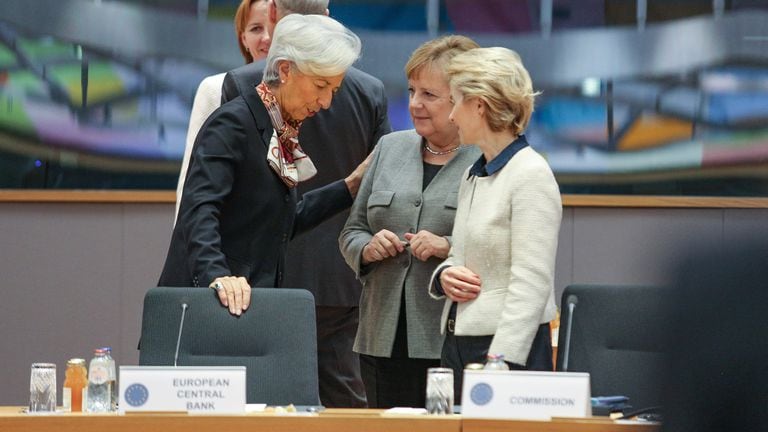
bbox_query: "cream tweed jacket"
[430,145,562,366]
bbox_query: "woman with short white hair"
[159,14,367,317]
[430,47,562,398]
[262,12,360,86]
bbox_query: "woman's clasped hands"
[362,229,450,265]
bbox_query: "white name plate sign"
[461,370,591,420]
[119,366,246,414]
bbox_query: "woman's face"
[240,0,274,62]
[408,66,458,147]
[277,62,345,121]
[448,88,483,145]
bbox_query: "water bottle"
[86,348,111,412]
[483,354,510,370]
[100,347,118,411]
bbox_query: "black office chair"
[139,287,320,405]
[556,284,667,412]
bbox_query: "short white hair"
[264,14,361,85]
[276,0,328,15]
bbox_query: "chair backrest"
[556,284,666,411]
[139,287,319,405]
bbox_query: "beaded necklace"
[423,142,460,155]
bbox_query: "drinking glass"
[29,363,57,413]
[425,367,453,415]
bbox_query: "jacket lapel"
[241,86,274,148]
[390,132,424,188]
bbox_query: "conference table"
[0,406,660,432]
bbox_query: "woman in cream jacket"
[431,47,562,399]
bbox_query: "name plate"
[119,366,246,414]
[461,370,591,420]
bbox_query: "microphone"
[174,301,189,367]
[561,294,578,372]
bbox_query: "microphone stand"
[561,295,578,372]
[174,303,188,367]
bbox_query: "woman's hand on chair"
[211,276,251,316]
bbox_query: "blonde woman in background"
[430,47,562,398]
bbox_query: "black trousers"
[441,322,552,401]
[360,354,440,408]
[316,306,367,407]
[359,294,440,408]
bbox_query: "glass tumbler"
[425,367,454,415]
[29,363,57,413]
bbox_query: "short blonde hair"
[446,47,539,135]
[404,35,479,80]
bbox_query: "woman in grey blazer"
[339,35,480,408]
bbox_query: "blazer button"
[414,200,421,207]
[284,195,290,203]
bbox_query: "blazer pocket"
[444,192,459,209]
[456,288,507,336]
[367,190,395,208]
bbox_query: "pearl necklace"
[423,142,460,156]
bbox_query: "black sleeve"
[432,265,450,296]
[292,179,353,238]
[178,108,247,285]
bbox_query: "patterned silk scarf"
[255,82,317,188]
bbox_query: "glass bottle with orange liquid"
[63,358,87,412]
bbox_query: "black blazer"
[221,64,391,306]
[158,87,352,289]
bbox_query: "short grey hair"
[263,14,361,85]
[275,0,329,16]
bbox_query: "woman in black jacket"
[158,14,365,316]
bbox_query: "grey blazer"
[339,130,480,358]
